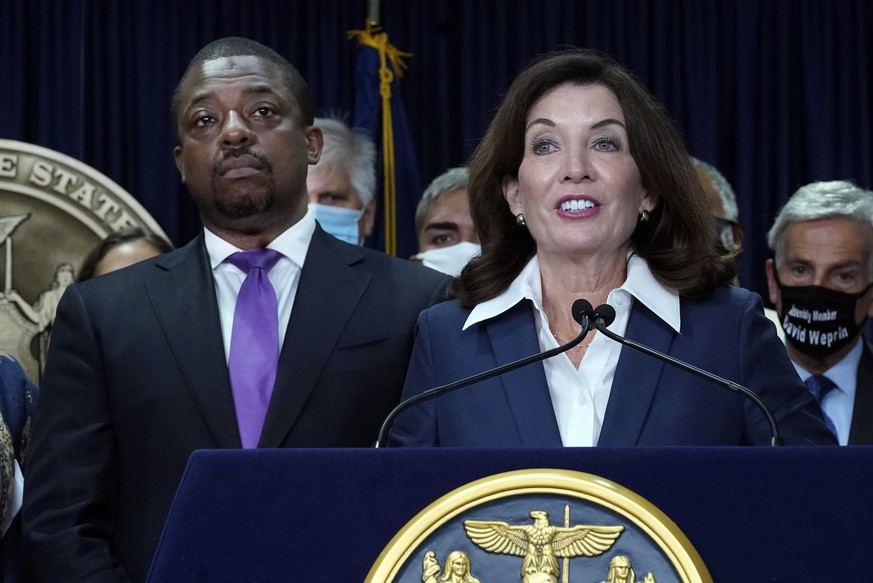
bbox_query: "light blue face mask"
[309,203,363,245]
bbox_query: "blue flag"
[349,22,422,258]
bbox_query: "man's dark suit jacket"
[849,341,873,444]
[389,286,837,447]
[22,227,450,583]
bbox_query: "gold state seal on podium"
[367,469,711,583]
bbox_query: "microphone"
[583,302,783,446]
[374,301,596,448]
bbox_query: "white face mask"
[414,241,481,276]
[309,203,363,245]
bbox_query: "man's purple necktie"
[226,248,282,448]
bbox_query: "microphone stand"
[374,312,592,448]
[589,309,783,446]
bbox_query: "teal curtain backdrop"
[2,0,872,301]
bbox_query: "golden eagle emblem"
[463,510,623,583]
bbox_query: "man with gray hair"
[411,167,480,276]
[692,157,744,253]
[693,157,784,335]
[306,116,377,245]
[765,179,873,444]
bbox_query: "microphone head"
[571,299,594,325]
[593,304,617,327]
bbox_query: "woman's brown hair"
[451,48,735,307]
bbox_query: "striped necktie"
[804,375,838,437]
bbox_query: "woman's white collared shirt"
[464,252,680,446]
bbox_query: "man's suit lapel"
[145,237,241,448]
[486,302,563,447]
[849,341,873,444]
[259,229,372,447]
[598,301,672,445]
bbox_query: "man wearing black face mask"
[766,180,873,445]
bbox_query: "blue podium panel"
[147,447,873,582]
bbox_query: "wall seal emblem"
[0,139,168,382]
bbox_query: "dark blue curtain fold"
[2,0,872,300]
[1,1,84,155]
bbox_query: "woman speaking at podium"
[389,48,835,448]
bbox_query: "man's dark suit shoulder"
[850,341,873,444]
[313,232,452,307]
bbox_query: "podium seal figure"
[422,550,482,583]
[598,555,655,583]
[0,139,168,382]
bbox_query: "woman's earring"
[639,210,650,222]
[516,214,527,226]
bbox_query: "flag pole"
[367,0,380,26]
